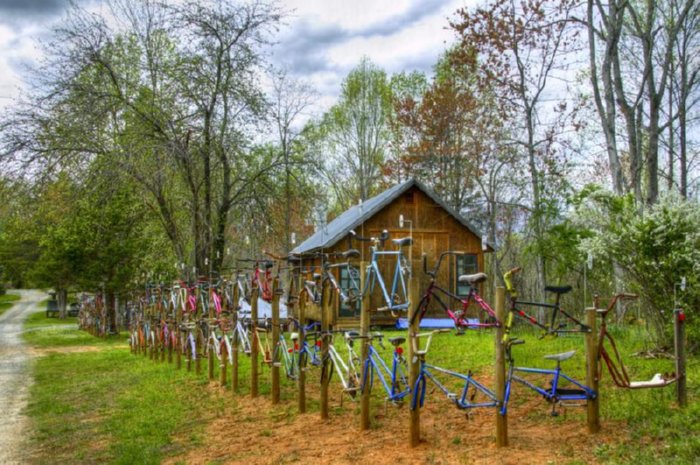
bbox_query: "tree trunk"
[58,288,68,319]
[106,290,117,335]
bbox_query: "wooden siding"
[291,186,487,326]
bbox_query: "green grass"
[24,313,220,465]
[27,349,220,465]
[22,308,126,348]
[0,292,20,315]
[22,312,697,465]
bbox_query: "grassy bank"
[0,292,20,316]
[22,314,697,464]
[24,316,219,464]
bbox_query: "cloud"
[274,0,453,74]
[272,0,463,114]
[0,0,69,23]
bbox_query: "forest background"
[0,0,699,349]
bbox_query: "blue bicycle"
[349,230,412,314]
[411,329,500,411]
[360,332,411,403]
[503,338,596,416]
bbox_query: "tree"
[0,0,283,273]
[317,57,393,207]
[269,69,317,252]
[451,0,579,298]
[585,0,698,203]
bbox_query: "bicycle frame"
[361,338,410,403]
[323,332,362,397]
[504,267,589,335]
[363,247,409,312]
[411,330,499,411]
[502,341,596,416]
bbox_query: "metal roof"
[291,178,490,254]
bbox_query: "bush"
[576,188,700,350]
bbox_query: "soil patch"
[166,375,627,464]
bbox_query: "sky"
[0,0,471,113]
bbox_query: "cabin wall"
[314,186,487,322]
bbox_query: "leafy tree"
[316,57,393,208]
[576,188,700,348]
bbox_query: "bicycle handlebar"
[597,292,639,317]
[411,328,451,355]
[422,251,468,278]
[503,267,522,295]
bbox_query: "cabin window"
[339,265,361,316]
[404,192,415,204]
[456,254,478,296]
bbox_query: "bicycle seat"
[389,337,405,346]
[458,273,487,285]
[544,285,572,295]
[345,330,361,339]
[305,280,317,288]
[313,273,322,280]
[544,350,576,362]
[392,237,413,247]
[263,261,274,269]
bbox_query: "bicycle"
[502,338,596,416]
[504,267,590,336]
[596,293,678,389]
[349,229,412,314]
[360,332,411,404]
[411,251,500,332]
[411,329,500,411]
[320,330,363,400]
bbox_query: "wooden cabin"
[290,178,492,328]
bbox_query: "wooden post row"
[359,261,371,431]
[494,286,508,448]
[232,280,240,392]
[408,269,420,447]
[320,278,331,420]
[271,277,281,404]
[675,308,687,408]
[251,286,259,398]
[585,307,600,433]
[298,288,307,414]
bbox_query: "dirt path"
[0,289,45,464]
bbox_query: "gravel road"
[0,290,45,464]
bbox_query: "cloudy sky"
[0,0,471,113]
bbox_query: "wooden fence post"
[208,336,215,381]
[251,286,259,398]
[495,286,508,448]
[232,281,240,393]
[675,308,687,407]
[585,308,600,433]
[220,341,228,388]
[175,315,182,370]
[195,327,203,375]
[360,261,371,431]
[320,278,331,420]
[272,277,281,404]
[298,289,307,413]
[408,267,420,447]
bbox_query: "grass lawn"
[22,313,698,464]
[0,292,21,316]
[24,319,218,464]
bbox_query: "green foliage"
[577,187,700,347]
[315,57,393,208]
[0,292,20,316]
